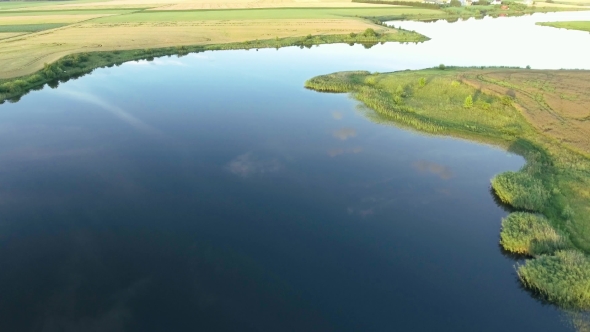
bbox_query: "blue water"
[1,12,588,332]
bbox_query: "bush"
[501,96,513,106]
[450,0,462,6]
[418,77,426,87]
[439,64,446,70]
[500,212,567,255]
[363,28,378,37]
[463,95,473,108]
[349,32,357,38]
[491,171,550,211]
[518,250,590,309]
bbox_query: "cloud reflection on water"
[226,153,282,177]
[412,160,453,180]
[332,128,357,140]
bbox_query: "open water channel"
[0,11,589,332]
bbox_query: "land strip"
[538,20,590,31]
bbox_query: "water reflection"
[331,112,343,120]
[412,160,454,180]
[226,153,283,177]
[327,147,362,157]
[332,128,357,140]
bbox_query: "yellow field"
[0,32,25,39]
[462,70,590,156]
[0,18,387,79]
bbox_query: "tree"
[450,0,462,7]
[464,95,474,108]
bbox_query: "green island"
[538,20,590,32]
[304,67,590,309]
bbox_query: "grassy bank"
[538,20,590,32]
[304,67,590,309]
[0,28,427,103]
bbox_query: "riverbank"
[305,67,590,309]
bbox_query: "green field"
[538,20,590,32]
[0,23,67,32]
[305,67,590,310]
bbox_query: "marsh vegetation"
[305,67,590,309]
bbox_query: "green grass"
[492,171,550,211]
[304,68,590,309]
[500,212,569,255]
[538,21,590,32]
[0,23,67,32]
[0,1,73,11]
[518,250,590,309]
[91,7,443,23]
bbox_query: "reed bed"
[500,212,569,255]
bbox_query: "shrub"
[500,212,567,255]
[501,96,513,106]
[518,250,590,309]
[349,32,357,38]
[464,95,473,108]
[418,77,426,87]
[363,28,377,37]
[491,171,550,211]
[0,83,10,93]
[439,64,446,70]
[450,0,462,6]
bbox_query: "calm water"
[1,12,589,332]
